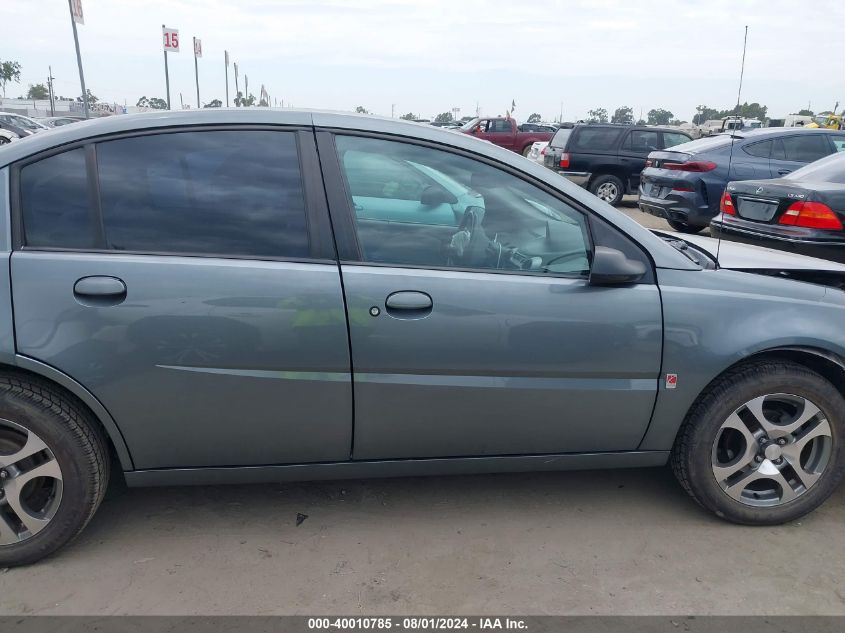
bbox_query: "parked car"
[3,110,845,566]
[711,151,845,261]
[40,116,86,128]
[0,126,21,144]
[639,128,845,233]
[526,140,548,165]
[0,122,33,142]
[544,124,692,206]
[0,112,49,134]
[459,117,554,156]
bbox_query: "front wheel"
[521,145,532,157]
[589,174,625,206]
[671,360,844,525]
[666,218,703,234]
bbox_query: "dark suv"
[544,124,692,205]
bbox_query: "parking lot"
[2,205,841,617]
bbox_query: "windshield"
[459,118,480,131]
[785,152,845,184]
[813,115,831,126]
[0,114,46,131]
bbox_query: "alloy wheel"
[711,393,832,507]
[0,418,63,545]
[595,182,618,202]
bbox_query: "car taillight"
[672,185,695,192]
[559,152,570,169]
[662,161,718,172]
[778,201,843,230]
[719,190,735,215]
[541,146,547,155]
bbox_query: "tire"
[666,218,703,234]
[0,373,110,566]
[0,137,10,145]
[671,360,845,525]
[589,174,625,206]
[522,145,532,157]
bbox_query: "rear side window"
[663,132,691,148]
[772,135,832,163]
[489,120,512,133]
[622,130,659,153]
[20,148,97,248]
[742,140,772,158]
[96,130,309,257]
[831,136,845,152]
[570,128,624,151]
[549,128,572,148]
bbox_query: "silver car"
[0,110,844,566]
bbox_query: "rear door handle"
[73,276,127,306]
[384,291,433,318]
[777,169,792,175]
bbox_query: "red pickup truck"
[459,117,554,156]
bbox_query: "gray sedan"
[0,110,844,566]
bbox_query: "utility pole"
[391,103,396,118]
[47,67,56,116]
[68,0,89,118]
[224,51,230,107]
[244,75,249,104]
[233,63,239,106]
[559,101,563,123]
[193,37,202,108]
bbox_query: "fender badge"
[755,186,764,194]
[666,374,678,389]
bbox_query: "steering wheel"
[447,208,481,266]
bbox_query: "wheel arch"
[1,356,134,470]
[640,345,845,451]
[586,167,627,190]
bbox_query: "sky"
[3,0,844,122]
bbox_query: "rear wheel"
[672,360,844,525]
[522,145,532,157]
[666,218,703,234]
[589,174,624,206]
[0,374,109,567]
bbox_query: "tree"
[434,112,454,124]
[26,83,49,100]
[586,107,608,124]
[0,60,22,97]
[693,105,720,125]
[400,112,417,121]
[527,112,542,123]
[355,106,369,114]
[797,109,814,116]
[136,96,168,110]
[234,91,256,107]
[611,106,633,124]
[203,98,222,108]
[647,108,673,125]
[635,119,647,126]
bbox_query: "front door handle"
[73,276,127,306]
[385,291,433,318]
[777,168,792,175]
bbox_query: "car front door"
[10,128,352,469]
[769,134,834,177]
[319,133,663,460]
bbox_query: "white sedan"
[526,141,548,165]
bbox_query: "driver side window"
[335,135,592,276]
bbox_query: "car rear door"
[769,134,835,177]
[619,129,660,191]
[10,127,352,470]
[318,131,663,460]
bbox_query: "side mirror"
[588,246,647,285]
[420,185,458,206]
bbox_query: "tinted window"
[742,140,772,158]
[336,135,591,276]
[663,132,691,148]
[96,131,309,258]
[549,128,572,148]
[772,134,832,163]
[622,130,659,153]
[785,152,845,184]
[20,148,97,248]
[831,136,845,152]
[489,120,512,133]
[571,127,624,151]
